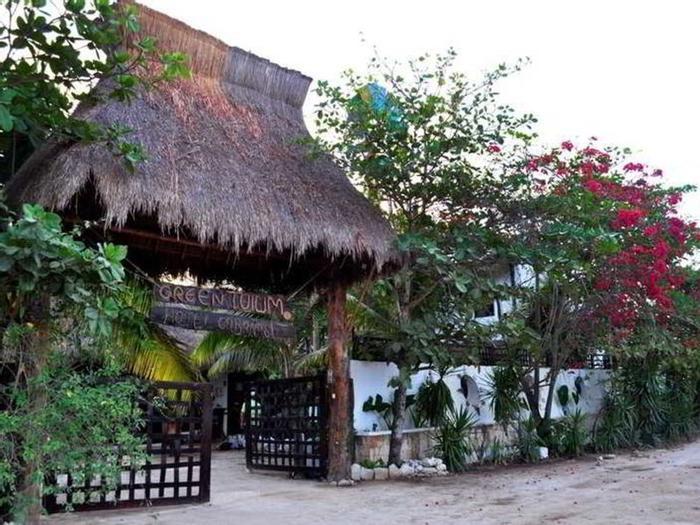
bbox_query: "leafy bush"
[414,374,454,427]
[592,386,638,452]
[489,438,513,465]
[432,407,477,472]
[516,417,543,462]
[560,410,588,456]
[359,458,385,469]
[0,358,146,521]
[482,366,523,428]
[362,393,415,431]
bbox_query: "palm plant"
[109,280,199,382]
[190,293,327,379]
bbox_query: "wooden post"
[326,283,351,482]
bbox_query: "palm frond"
[112,279,200,382]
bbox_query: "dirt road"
[47,441,700,524]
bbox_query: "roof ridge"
[127,1,311,108]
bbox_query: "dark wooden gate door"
[245,374,328,477]
[44,381,212,513]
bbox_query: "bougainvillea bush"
[452,138,699,440]
[515,141,696,334]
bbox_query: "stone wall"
[354,424,512,463]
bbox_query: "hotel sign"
[150,305,295,341]
[153,283,293,320]
[151,283,295,341]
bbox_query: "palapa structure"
[7,2,398,481]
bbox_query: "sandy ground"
[46,441,700,525]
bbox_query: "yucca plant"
[482,365,523,428]
[516,417,543,462]
[432,407,477,472]
[560,409,588,457]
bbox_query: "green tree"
[314,49,536,464]
[464,140,699,439]
[0,202,137,521]
[0,0,189,178]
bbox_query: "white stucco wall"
[351,359,610,433]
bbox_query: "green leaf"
[0,105,14,131]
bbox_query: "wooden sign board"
[150,305,296,342]
[153,283,292,320]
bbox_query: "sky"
[141,0,699,221]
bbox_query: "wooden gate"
[245,374,328,477]
[44,381,212,513]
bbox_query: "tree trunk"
[388,379,407,466]
[17,297,51,525]
[326,284,351,482]
[522,365,541,426]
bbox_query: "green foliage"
[0,357,145,520]
[362,393,415,431]
[414,373,454,427]
[593,356,700,452]
[359,458,385,469]
[190,294,327,379]
[112,280,199,383]
[0,203,126,334]
[0,0,190,176]
[516,417,544,462]
[488,438,512,465]
[482,366,523,427]
[548,409,587,457]
[317,49,536,461]
[431,407,477,472]
[592,385,638,452]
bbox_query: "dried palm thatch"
[7,2,398,289]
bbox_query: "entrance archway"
[8,1,398,495]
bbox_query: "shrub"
[482,366,523,428]
[415,374,454,427]
[432,407,477,472]
[516,417,543,462]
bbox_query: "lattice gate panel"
[44,381,212,513]
[245,374,328,477]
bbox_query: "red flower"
[612,208,646,229]
[487,143,501,153]
[583,178,603,194]
[643,224,661,237]
[651,240,670,259]
[580,162,596,176]
[668,217,687,244]
[668,193,682,206]
[623,162,645,172]
[561,140,574,151]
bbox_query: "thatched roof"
[7,2,397,290]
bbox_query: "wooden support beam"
[326,283,351,482]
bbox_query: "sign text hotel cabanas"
[151,283,295,341]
